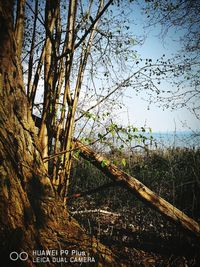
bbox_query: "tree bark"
[74,139,200,237]
[15,0,26,57]
[0,2,120,266]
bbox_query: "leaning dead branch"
[74,139,200,237]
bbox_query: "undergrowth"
[69,147,200,220]
[67,146,200,266]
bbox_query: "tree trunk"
[74,139,200,237]
[0,2,119,266]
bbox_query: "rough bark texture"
[74,140,200,238]
[0,2,120,266]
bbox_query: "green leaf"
[74,150,80,159]
[128,134,132,141]
[101,159,108,168]
[111,130,115,137]
[132,127,138,132]
[121,158,126,167]
[84,111,95,119]
[98,133,103,139]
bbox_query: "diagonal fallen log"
[74,139,200,237]
[31,115,200,237]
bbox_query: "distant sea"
[133,131,200,149]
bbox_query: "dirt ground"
[70,206,200,267]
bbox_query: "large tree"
[0,1,120,266]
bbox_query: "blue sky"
[117,4,200,132]
[119,94,199,132]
